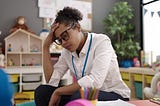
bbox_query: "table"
[129,100,160,106]
[96,99,160,106]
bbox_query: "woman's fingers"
[50,23,59,41]
[50,22,59,32]
[49,101,54,106]
[43,23,59,47]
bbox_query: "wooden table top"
[129,100,160,106]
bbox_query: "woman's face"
[54,23,82,52]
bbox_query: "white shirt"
[49,33,131,98]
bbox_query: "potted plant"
[103,1,141,67]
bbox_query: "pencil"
[95,89,99,100]
[84,87,88,99]
[80,87,84,99]
[88,88,94,100]
[91,88,97,100]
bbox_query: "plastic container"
[22,82,41,91]
[22,74,42,82]
[134,81,142,99]
[124,80,130,87]
[14,93,31,104]
[121,72,129,80]
[134,74,142,82]
[16,100,35,106]
[145,75,153,84]
[65,99,95,106]
[10,74,19,83]
[22,91,34,100]
[12,83,19,93]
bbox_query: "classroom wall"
[92,0,141,36]
[0,0,141,50]
[92,0,119,33]
[0,0,43,48]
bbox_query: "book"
[150,97,160,105]
[97,99,136,106]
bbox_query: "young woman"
[35,6,130,106]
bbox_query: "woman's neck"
[76,32,87,56]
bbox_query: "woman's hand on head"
[43,23,59,48]
[49,89,61,106]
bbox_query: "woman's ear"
[76,23,81,32]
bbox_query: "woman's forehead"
[55,24,68,37]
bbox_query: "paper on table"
[97,99,136,106]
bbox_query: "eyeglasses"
[53,24,74,45]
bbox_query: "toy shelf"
[5,29,43,68]
[120,67,157,100]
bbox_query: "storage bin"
[22,82,41,91]
[121,72,129,80]
[16,100,35,106]
[133,74,142,82]
[12,83,19,93]
[145,75,153,84]
[22,73,42,82]
[10,74,19,83]
[124,80,130,87]
[22,91,34,99]
[134,81,142,99]
[14,93,31,104]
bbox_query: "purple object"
[65,99,94,106]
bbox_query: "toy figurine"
[133,57,140,67]
[8,44,12,52]
[8,59,14,66]
[0,47,5,68]
[9,16,35,34]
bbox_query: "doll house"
[5,29,43,67]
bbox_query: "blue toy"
[0,68,13,106]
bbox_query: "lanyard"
[72,33,92,80]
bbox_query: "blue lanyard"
[72,34,92,80]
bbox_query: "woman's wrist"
[55,88,61,95]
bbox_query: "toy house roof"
[5,29,42,41]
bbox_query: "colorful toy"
[65,99,94,106]
[0,68,13,106]
[9,16,35,34]
[143,72,160,98]
[8,44,12,52]
[0,47,5,67]
[8,59,14,66]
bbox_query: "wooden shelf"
[5,29,43,67]
[120,67,157,99]
[4,29,44,102]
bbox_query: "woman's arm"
[43,23,59,83]
[43,44,53,83]
[49,82,81,106]
[56,82,81,95]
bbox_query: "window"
[142,0,160,64]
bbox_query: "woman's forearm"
[43,46,53,83]
[55,82,81,95]
[43,23,59,83]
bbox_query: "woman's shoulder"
[90,32,111,42]
[60,48,71,57]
